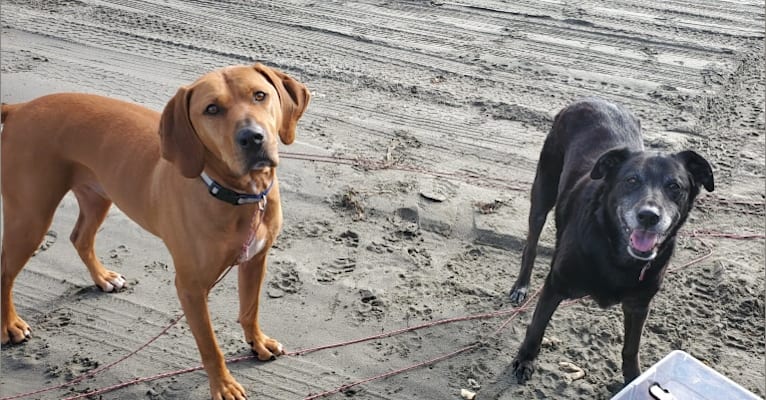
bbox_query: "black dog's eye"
[253,91,266,102]
[204,104,220,115]
[626,176,639,185]
[667,182,681,192]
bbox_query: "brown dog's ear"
[254,63,311,145]
[159,86,205,178]
[591,147,632,180]
[675,150,714,192]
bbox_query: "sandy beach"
[1,1,764,399]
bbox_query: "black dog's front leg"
[621,301,650,384]
[512,278,564,384]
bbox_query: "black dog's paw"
[607,380,625,394]
[509,285,528,305]
[512,357,535,384]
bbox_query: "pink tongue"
[630,230,658,253]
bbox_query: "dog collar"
[200,171,273,206]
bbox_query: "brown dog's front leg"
[176,278,246,400]
[239,252,284,360]
[621,301,650,384]
[512,277,564,384]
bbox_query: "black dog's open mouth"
[627,229,660,261]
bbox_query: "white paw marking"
[277,343,283,354]
[110,275,126,290]
[103,282,114,292]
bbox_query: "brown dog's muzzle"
[236,122,277,171]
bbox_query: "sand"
[1,1,764,399]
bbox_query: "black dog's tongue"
[630,230,658,252]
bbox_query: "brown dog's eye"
[253,91,266,102]
[204,104,220,115]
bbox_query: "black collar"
[200,172,273,206]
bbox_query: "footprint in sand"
[333,230,360,248]
[316,257,356,284]
[366,240,394,254]
[105,244,130,267]
[356,289,386,321]
[267,261,302,298]
[407,247,432,267]
[108,244,129,259]
[294,220,332,238]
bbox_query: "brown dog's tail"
[1,102,24,123]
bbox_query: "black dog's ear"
[675,150,714,192]
[591,147,632,180]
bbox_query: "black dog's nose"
[236,127,265,149]
[637,209,660,227]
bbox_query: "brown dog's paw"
[210,371,247,400]
[1,316,31,345]
[94,271,127,292]
[249,334,284,361]
[512,357,535,384]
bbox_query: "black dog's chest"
[555,270,653,308]
[550,240,660,307]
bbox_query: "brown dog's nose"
[637,208,660,227]
[236,126,265,149]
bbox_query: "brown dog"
[1,64,310,399]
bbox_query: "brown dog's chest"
[231,199,280,264]
[235,212,268,263]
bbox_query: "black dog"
[508,97,714,385]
